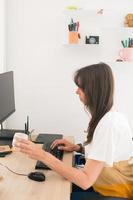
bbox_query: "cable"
[0,162,28,176]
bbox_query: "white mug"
[12,132,28,150]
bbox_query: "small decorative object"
[85,36,99,44]
[116,58,123,62]
[124,13,133,27]
[97,9,104,15]
[66,6,79,10]
[116,38,133,61]
[68,18,80,44]
[118,48,133,61]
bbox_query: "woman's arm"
[16,139,104,190]
[41,152,104,190]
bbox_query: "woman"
[15,63,133,200]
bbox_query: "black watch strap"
[76,143,84,154]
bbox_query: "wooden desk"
[0,136,73,200]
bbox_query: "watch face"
[89,37,96,44]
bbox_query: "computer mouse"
[28,171,46,182]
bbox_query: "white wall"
[5,0,133,142]
[0,0,5,72]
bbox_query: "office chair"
[71,192,129,200]
[96,197,129,200]
[71,185,129,200]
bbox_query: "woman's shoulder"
[93,110,132,146]
[98,110,129,129]
[104,110,127,120]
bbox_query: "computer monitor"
[0,71,15,126]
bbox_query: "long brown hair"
[74,62,114,144]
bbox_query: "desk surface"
[0,136,73,200]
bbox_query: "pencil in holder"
[68,31,79,44]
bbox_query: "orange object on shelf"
[68,31,79,44]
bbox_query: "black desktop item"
[0,129,27,147]
[35,134,64,170]
[0,150,12,157]
[0,71,15,125]
[28,172,45,182]
[0,71,25,145]
[35,133,63,144]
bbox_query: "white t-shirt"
[85,111,133,166]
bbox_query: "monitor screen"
[0,71,15,124]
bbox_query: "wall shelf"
[63,8,133,61]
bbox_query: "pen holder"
[68,31,79,44]
[119,48,133,61]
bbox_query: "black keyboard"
[35,142,64,170]
[35,133,63,144]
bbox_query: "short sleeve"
[85,118,115,166]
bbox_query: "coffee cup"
[119,48,133,61]
[12,132,28,150]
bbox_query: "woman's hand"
[50,139,80,152]
[15,138,45,161]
